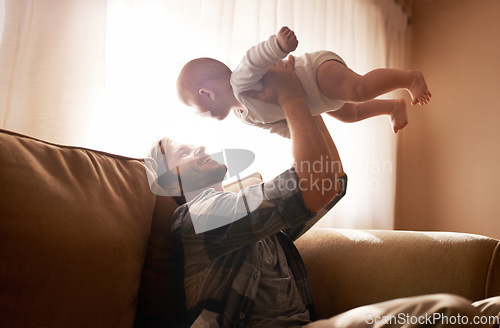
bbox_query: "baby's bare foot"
[408,70,431,105]
[390,99,408,133]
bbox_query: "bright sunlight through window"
[88,0,291,182]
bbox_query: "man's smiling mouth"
[197,156,212,166]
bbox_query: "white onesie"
[230,35,347,138]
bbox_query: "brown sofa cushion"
[134,195,181,327]
[0,129,156,328]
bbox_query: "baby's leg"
[317,60,431,105]
[327,99,408,133]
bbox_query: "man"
[148,57,500,327]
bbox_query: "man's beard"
[178,163,227,193]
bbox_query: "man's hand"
[244,55,343,213]
[242,55,303,106]
[277,26,298,53]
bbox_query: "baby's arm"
[231,28,298,93]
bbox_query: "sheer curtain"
[0,0,409,230]
[0,0,106,146]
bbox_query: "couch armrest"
[295,228,500,319]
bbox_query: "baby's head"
[177,58,235,120]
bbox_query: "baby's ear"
[199,88,215,100]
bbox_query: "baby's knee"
[350,82,370,102]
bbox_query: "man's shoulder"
[173,188,248,234]
[175,189,235,215]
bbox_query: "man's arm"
[314,115,343,175]
[174,169,323,261]
[244,56,344,212]
[281,115,347,241]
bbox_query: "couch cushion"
[0,129,156,328]
[134,195,181,327]
[296,228,500,319]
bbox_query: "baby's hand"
[277,26,298,53]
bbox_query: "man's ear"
[199,88,215,100]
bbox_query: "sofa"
[1,128,499,328]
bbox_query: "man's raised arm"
[244,56,344,212]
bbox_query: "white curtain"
[0,0,106,146]
[0,0,409,230]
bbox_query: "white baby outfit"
[230,35,347,138]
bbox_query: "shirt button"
[254,273,259,279]
[239,312,245,320]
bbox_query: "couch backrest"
[0,129,178,328]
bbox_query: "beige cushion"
[0,129,156,328]
[296,228,500,319]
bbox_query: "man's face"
[163,140,227,192]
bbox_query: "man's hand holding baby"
[242,56,303,107]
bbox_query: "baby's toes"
[394,121,408,133]
[418,96,429,105]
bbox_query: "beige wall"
[396,0,500,239]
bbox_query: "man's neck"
[183,182,224,204]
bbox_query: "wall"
[396,0,500,239]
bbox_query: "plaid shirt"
[172,169,347,328]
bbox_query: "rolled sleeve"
[282,174,348,241]
[261,168,313,225]
[324,173,348,210]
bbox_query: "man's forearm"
[282,98,343,212]
[314,115,344,176]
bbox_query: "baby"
[177,27,431,138]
